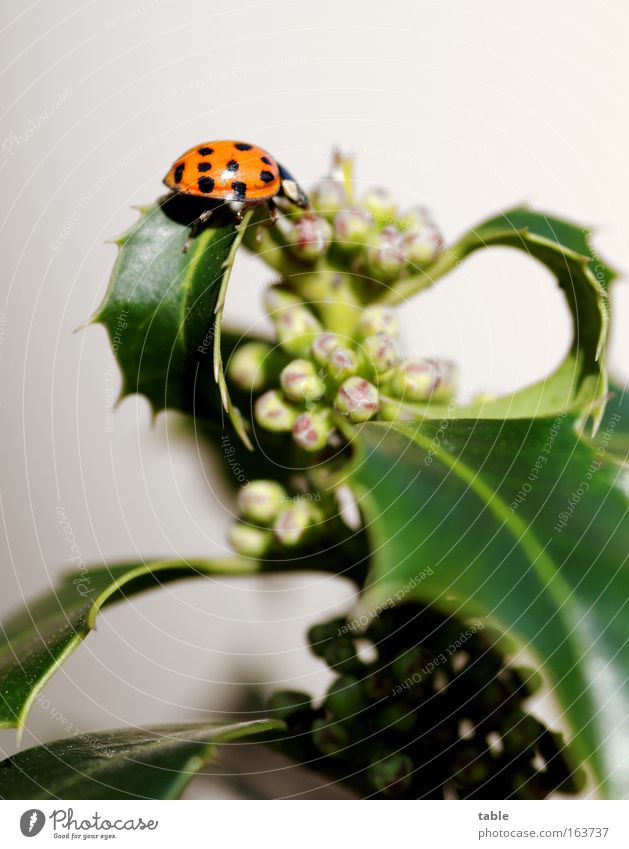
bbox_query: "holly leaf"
[0,558,254,731]
[92,198,252,447]
[382,207,614,428]
[349,415,629,798]
[592,380,629,466]
[0,720,282,799]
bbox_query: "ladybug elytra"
[164,140,309,222]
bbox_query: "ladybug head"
[278,163,309,209]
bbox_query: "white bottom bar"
[1,799,628,848]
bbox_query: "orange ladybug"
[164,140,308,220]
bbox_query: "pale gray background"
[1,0,628,777]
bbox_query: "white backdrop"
[1,0,627,771]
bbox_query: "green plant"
[0,150,626,800]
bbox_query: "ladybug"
[164,140,309,226]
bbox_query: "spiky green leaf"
[350,415,629,798]
[0,558,254,730]
[0,720,282,799]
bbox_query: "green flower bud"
[287,213,333,261]
[310,178,349,220]
[377,395,407,421]
[357,305,399,337]
[262,285,302,315]
[311,718,349,757]
[227,342,273,392]
[398,205,432,233]
[475,678,510,715]
[335,377,379,422]
[254,390,299,432]
[501,712,545,754]
[292,411,331,453]
[392,647,430,683]
[280,359,325,402]
[323,675,365,719]
[389,358,457,402]
[362,187,397,225]
[267,689,313,722]
[311,332,340,366]
[322,641,362,675]
[365,669,396,700]
[327,345,359,382]
[273,501,314,547]
[275,306,323,357]
[237,480,287,524]
[452,745,491,787]
[308,618,349,656]
[333,207,373,253]
[366,226,405,281]
[403,225,443,267]
[367,753,413,795]
[372,702,417,733]
[362,332,400,374]
[365,608,398,643]
[227,522,272,558]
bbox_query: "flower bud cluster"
[267,602,584,799]
[228,479,325,556]
[273,165,444,288]
[252,300,409,451]
[227,295,459,453]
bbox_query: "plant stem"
[291,266,363,335]
[213,208,256,450]
[373,238,467,305]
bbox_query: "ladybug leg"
[236,202,258,222]
[197,208,214,225]
[267,199,279,226]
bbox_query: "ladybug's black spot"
[198,176,215,193]
[225,159,239,172]
[261,156,272,165]
[259,170,274,184]
[231,181,247,200]
[174,163,185,183]
[198,147,214,156]
[198,161,213,172]
[234,142,252,151]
